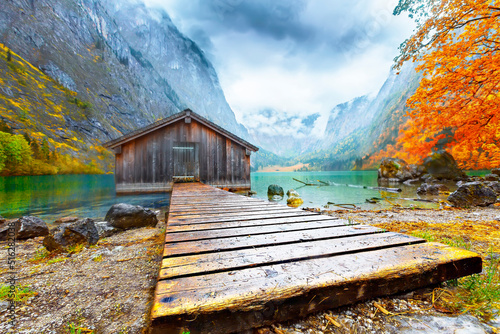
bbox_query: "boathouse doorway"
[173,142,199,182]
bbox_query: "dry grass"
[372,219,500,321]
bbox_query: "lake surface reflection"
[0,174,169,222]
[0,170,486,222]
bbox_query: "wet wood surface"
[151,182,482,334]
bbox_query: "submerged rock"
[447,182,497,207]
[286,189,304,207]
[417,183,449,195]
[403,179,420,186]
[43,218,99,252]
[267,184,284,197]
[105,203,158,229]
[269,195,283,202]
[422,150,467,180]
[0,216,49,241]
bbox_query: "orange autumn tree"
[390,0,500,169]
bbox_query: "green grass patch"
[29,248,49,263]
[65,322,94,334]
[92,254,103,262]
[0,284,37,303]
[47,257,66,265]
[411,231,472,250]
[68,244,85,254]
[374,219,500,321]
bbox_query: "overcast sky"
[143,0,415,136]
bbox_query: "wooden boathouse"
[104,109,258,194]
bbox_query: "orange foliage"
[386,0,500,169]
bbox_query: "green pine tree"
[40,138,50,161]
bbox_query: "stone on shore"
[422,150,467,180]
[0,216,49,241]
[485,181,500,195]
[94,221,122,238]
[105,203,158,229]
[447,182,497,207]
[43,218,99,252]
[485,174,500,182]
[54,216,80,224]
[491,168,500,176]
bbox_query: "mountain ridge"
[0,0,249,172]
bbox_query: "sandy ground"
[257,163,311,173]
[1,207,499,333]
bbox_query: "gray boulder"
[485,174,500,182]
[267,184,284,197]
[417,183,449,195]
[94,221,121,238]
[485,181,500,195]
[0,216,49,241]
[447,182,497,207]
[422,150,467,180]
[105,203,158,230]
[43,218,99,252]
[53,216,80,224]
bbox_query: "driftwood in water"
[401,198,438,203]
[326,202,360,210]
[317,180,402,193]
[293,178,322,186]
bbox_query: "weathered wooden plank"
[168,203,280,212]
[170,207,305,219]
[165,219,349,242]
[151,243,481,334]
[115,151,123,184]
[168,211,319,226]
[159,232,424,279]
[164,225,382,256]
[166,215,341,233]
[168,206,290,216]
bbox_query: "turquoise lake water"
[0,171,488,222]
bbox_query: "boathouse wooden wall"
[113,118,251,194]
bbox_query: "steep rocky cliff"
[296,62,422,170]
[0,0,247,168]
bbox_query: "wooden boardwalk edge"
[151,243,481,334]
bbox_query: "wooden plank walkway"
[151,182,482,334]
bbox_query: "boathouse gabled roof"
[103,109,259,152]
